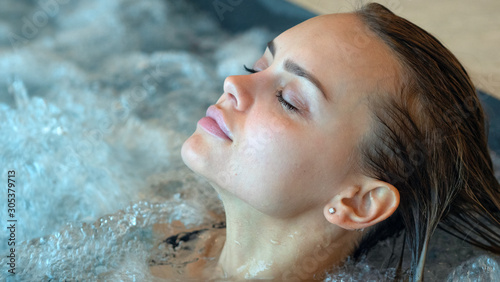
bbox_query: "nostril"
[224,75,248,111]
[227,92,238,108]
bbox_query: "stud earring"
[328,207,336,214]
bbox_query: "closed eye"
[243,65,299,113]
[276,91,298,112]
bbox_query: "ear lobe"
[324,181,399,230]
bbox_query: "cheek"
[235,114,294,180]
[243,111,292,153]
[232,117,326,213]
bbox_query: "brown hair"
[353,3,500,281]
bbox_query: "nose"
[221,75,253,112]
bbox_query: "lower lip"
[198,117,231,141]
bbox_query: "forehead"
[273,13,400,98]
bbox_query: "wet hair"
[352,3,500,281]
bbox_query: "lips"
[199,105,233,141]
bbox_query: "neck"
[215,192,359,280]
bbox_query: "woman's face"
[182,13,399,218]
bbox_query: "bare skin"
[179,12,401,280]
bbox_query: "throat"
[216,217,352,280]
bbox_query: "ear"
[324,179,399,230]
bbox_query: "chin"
[181,132,207,173]
[181,131,223,182]
[182,129,239,194]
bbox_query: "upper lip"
[206,105,233,141]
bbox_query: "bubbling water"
[0,0,498,280]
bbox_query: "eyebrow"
[267,40,328,101]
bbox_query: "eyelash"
[276,91,298,112]
[243,65,298,113]
[243,65,258,73]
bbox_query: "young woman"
[178,3,500,281]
